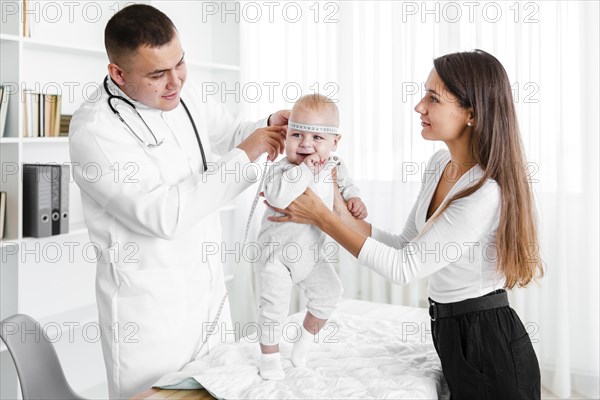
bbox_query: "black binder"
[56,165,69,235]
[23,164,53,238]
[23,164,69,237]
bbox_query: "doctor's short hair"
[105,4,177,64]
[292,94,340,127]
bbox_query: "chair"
[0,314,87,400]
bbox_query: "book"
[23,90,39,137]
[59,114,73,137]
[0,85,9,137]
[42,94,62,137]
[43,95,50,137]
[23,0,34,38]
[22,91,62,137]
[53,96,62,136]
[23,0,28,37]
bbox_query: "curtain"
[234,1,599,397]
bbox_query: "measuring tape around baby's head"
[288,120,338,135]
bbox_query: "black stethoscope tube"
[103,76,208,171]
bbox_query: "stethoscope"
[103,76,207,171]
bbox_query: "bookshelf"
[0,1,241,398]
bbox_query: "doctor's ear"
[108,64,126,86]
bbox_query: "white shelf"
[21,137,69,144]
[0,33,20,42]
[0,241,19,249]
[1,137,69,144]
[16,36,241,71]
[22,37,106,56]
[4,229,88,245]
[21,222,88,243]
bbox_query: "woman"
[268,50,543,399]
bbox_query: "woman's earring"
[467,122,472,126]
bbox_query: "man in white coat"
[69,4,288,398]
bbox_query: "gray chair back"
[0,313,87,400]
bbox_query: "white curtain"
[233,1,599,398]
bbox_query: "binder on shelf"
[23,164,70,238]
[23,164,53,238]
[53,165,69,235]
[0,85,9,137]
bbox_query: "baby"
[256,93,367,380]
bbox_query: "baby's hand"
[303,153,327,175]
[347,197,368,219]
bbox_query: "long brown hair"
[425,49,543,288]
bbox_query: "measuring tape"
[187,156,270,363]
[288,120,338,135]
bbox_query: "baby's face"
[285,107,339,165]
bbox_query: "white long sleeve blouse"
[357,150,506,303]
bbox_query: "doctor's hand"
[268,109,291,127]
[238,126,287,162]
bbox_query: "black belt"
[428,289,508,321]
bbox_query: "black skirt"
[429,289,541,400]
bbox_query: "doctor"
[69,4,288,398]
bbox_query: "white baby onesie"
[255,156,358,346]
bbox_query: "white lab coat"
[69,78,265,398]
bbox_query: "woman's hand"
[265,173,372,258]
[265,165,372,258]
[266,188,330,227]
[331,168,359,221]
[331,167,373,237]
[332,178,352,219]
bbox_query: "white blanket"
[153,299,449,399]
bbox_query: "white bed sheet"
[153,299,449,399]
